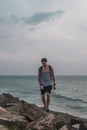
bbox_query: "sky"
[0,0,87,75]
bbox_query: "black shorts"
[40,85,52,95]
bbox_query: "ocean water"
[0,75,87,119]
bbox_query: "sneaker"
[46,108,49,112]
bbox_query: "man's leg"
[46,93,50,109]
[41,87,46,108]
[46,86,52,111]
[42,95,47,108]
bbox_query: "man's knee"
[47,93,50,96]
[42,95,45,98]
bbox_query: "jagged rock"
[79,121,87,130]
[0,93,47,130]
[29,113,55,130]
[0,106,28,130]
[0,125,8,130]
[0,93,87,130]
[59,125,69,130]
[0,93,19,107]
[72,124,80,129]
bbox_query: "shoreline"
[37,104,87,120]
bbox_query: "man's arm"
[50,66,56,90]
[38,68,42,86]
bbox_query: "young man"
[38,58,56,112]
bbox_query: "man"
[38,58,56,112]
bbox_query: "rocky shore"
[0,93,87,130]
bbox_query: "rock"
[0,93,87,130]
[59,125,69,130]
[0,93,19,107]
[79,121,87,130]
[29,114,55,130]
[0,125,8,130]
[0,106,28,130]
[72,124,80,129]
[0,93,47,130]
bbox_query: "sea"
[0,75,87,119]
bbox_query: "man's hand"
[52,85,56,90]
[40,85,44,90]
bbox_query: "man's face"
[41,61,47,66]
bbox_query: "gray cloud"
[0,10,64,26]
[0,15,19,25]
[23,10,64,25]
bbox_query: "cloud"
[23,10,64,25]
[0,15,20,25]
[0,10,64,26]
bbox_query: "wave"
[21,91,32,94]
[52,93,87,104]
[67,105,87,112]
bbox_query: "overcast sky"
[0,0,87,75]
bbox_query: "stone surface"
[0,125,8,130]
[0,93,87,130]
